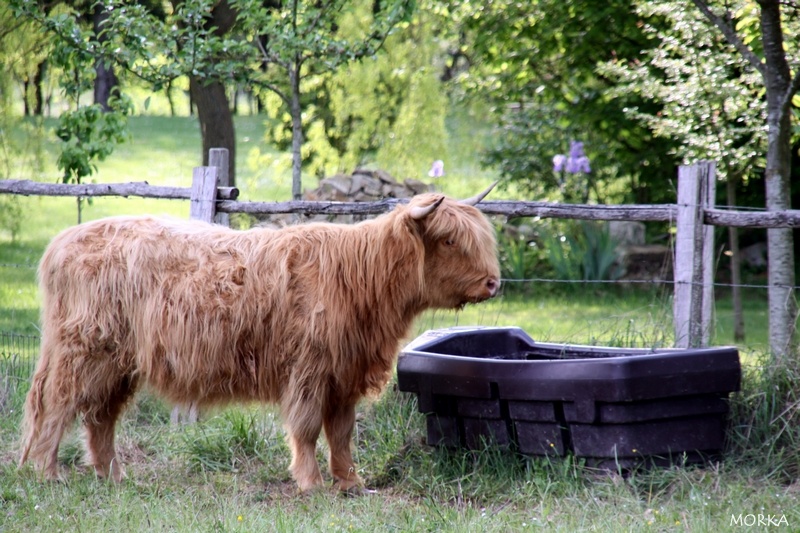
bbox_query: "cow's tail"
[18,345,51,467]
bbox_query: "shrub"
[726,358,800,480]
[543,221,622,282]
[497,231,542,293]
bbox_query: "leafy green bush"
[0,115,47,240]
[543,221,622,282]
[0,197,23,241]
[55,96,132,184]
[497,232,542,293]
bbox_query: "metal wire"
[0,262,37,269]
[500,277,797,290]
[0,333,40,399]
[0,262,793,289]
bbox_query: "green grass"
[1,380,799,532]
[1,114,799,532]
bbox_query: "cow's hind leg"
[82,373,139,482]
[282,394,324,492]
[323,400,363,493]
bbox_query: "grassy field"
[1,114,799,532]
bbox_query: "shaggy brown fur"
[19,192,499,492]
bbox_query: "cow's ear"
[409,197,444,220]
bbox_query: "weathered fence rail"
[0,179,239,201]
[1,149,797,351]
[215,199,800,228]
[5,175,800,228]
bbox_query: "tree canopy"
[9,0,413,195]
[442,0,682,204]
[5,0,799,212]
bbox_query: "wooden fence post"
[176,149,228,424]
[209,148,230,227]
[673,162,716,348]
[189,165,218,223]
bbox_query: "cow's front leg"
[323,399,363,493]
[282,394,324,492]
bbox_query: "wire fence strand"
[0,261,790,290]
[0,333,40,399]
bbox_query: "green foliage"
[9,0,134,224]
[542,231,582,282]
[496,224,547,295]
[356,386,421,488]
[0,199,22,242]
[0,2,51,112]
[498,235,539,282]
[0,347,36,415]
[32,1,135,186]
[0,82,47,240]
[598,1,767,183]
[231,0,414,76]
[255,4,448,181]
[543,221,622,282]
[11,0,415,198]
[55,95,133,184]
[54,93,132,222]
[483,108,570,202]
[220,0,414,195]
[449,0,680,204]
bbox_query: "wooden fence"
[3,149,800,350]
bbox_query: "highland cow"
[19,186,500,492]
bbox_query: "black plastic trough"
[397,326,741,469]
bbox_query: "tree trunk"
[726,175,745,341]
[764,110,795,360]
[24,60,46,116]
[171,0,238,185]
[93,4,119,110]
[34,61,45,115]
[189,77,236,187]
[166,79,176,117]
[692,0,799,359]
[760,0,796,360]
[290,65,303,200]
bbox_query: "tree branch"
[303,0,344,36]
[781,67,800,115]
[253,37,290,105]
[691,0,766,77]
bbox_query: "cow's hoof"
[338,484,377,497]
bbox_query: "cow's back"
[39,216,274,403]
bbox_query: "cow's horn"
[410,196,445,220]
[460,181,498,206]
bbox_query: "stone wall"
[258,169,434,227]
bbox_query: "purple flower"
[553,141,591,174]
[565,155,591,174]
[569,141,586,160]
[552,154,567,172]
[428,160,445,178]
